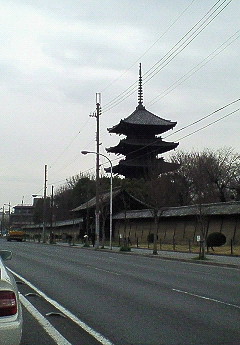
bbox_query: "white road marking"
[8,268,115,345]
[172,288,240,309]
[20,293,72,345]
[89,266,121,275]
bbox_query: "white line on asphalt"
[172,288,240,309]
[8,268,115,345]
[20,293,73,345]
[90,266,121,275]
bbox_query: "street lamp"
[81,150,113,250]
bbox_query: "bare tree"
[170,148,240,204]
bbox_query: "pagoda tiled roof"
[106,138,179,154]
[106,158,179,178]
[108,104,176,134]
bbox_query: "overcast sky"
[0,0,239,209]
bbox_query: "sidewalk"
[125,246,240,268]
[56,242,240,269]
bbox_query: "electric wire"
[103,0,232,113]
[142,0,232,83]
[163,98,240,139]
[100,0,197,93]
[175,107,240,142]
[104,0,231,110]
[147,29,240,107]
[101,0,232,113]
[49,117,91,169]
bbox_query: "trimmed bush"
[207,232,226,249]
[120,246,131,252]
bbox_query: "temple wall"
[114,215,240,244]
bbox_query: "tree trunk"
[153,209,158,255]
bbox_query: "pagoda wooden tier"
[109,157,179,179]
[107,130,178,156]
[105,64,179,179]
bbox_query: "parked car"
[0,250,22,345]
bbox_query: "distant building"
[105,64,179,179]
[10,204,35,228]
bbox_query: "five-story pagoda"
[105,64,179,179]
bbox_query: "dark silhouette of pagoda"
[105,64,179,179]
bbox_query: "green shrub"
[120,246,131,252]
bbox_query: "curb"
[62,243,240,269]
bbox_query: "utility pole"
[42,164,47,243]
[8,202,11,230]
[90,93,101,249]
[1,205,4,236]
[3,203,11,232]
[50,185,54,244]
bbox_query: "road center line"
[172,288,240,309]
[20,293,72,345]
[8,268,115,345]
[89,266,121,275]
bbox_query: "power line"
[101,0,233,113]
[142,0,232,83]
[100,0,197,93]
[163,98,240,139]
[176,108,239,142]
[102,0,229,111]
[49,117,91,168]
[147,29,240,107]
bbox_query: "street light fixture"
[81,150,113,250]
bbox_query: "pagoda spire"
[138,63,144,108]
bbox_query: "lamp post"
[81,150,113,250]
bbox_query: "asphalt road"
[2,239,240,345]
